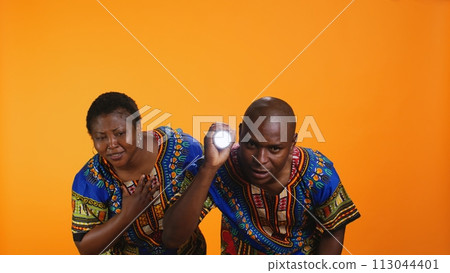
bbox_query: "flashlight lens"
[213,130,232,149]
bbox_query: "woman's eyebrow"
[94,127,122,134]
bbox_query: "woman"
[71,92,210,254]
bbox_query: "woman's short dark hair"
[86,92,140,134]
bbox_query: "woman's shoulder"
[72,154,112,195]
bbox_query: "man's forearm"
[316,226,346,255]
[162,165,218,249]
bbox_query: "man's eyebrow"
[246,137,259,144]
[267,144,283,149]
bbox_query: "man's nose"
[254,148,269,164]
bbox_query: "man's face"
[238,119,296,187]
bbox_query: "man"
[163,97,360,254]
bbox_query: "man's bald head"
[244,97,295,118]
[241,97,296,142]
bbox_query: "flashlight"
[213,130,232,149]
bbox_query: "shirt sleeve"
[71,168,110,242]
[175,167,216,220]
[308,150,360,231]
[168,132,216,220]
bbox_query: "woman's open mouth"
[108,151,124,161]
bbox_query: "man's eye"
[270,146,280,152]
[116,132,125,137]
[96,137,106,141]
[247,141,256,148]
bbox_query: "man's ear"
[238,123,242,142]
[290,133,298,151]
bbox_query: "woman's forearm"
[75,210,135,255]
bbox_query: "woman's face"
[90,109,138,170]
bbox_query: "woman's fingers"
[147,183,160,201]
[124,174,160,205]
[134,174,146,193]
[136,174,159,202]
[144,177,152,191]
[121,185,130,197]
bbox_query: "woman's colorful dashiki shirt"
[71,127,211,254]
[208,145,360,254]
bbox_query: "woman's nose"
[107,136,118,149]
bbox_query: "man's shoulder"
[154,126,201,150]
[294,146,339,189]
[295,146,335,166]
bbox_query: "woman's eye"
[96,137,106,141]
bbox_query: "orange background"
[0,0,449,254]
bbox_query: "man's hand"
[203,122,235,169]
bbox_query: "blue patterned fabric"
[208,145,360,254]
